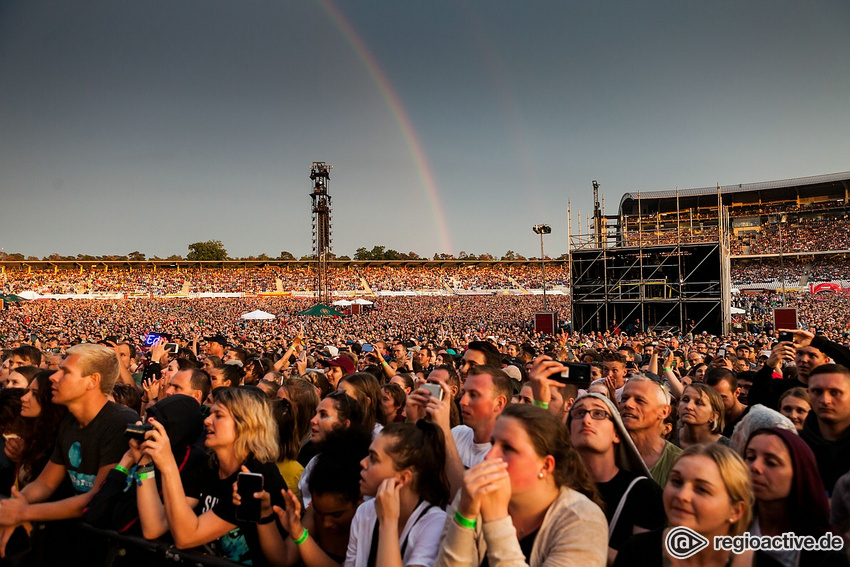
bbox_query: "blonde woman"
[676,383,731,449]
[142,387,287,566]
[614,444,756,566]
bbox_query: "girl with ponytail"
[345,420,449,567]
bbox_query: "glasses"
[570,408,611,421]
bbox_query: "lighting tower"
[310,161,333,305]
[533,224,552,309]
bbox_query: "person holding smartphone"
[141,387,288,566]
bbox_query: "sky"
[1,0,848,260]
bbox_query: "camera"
[125,423,154,442]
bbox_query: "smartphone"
[29,333,37,343]
[554,362,592,386]
[717,348,726,358]
[236,472,264,522]
[164,343,180,354]
[778,331,794,343]
[361,344,374,353]
[422,383,444,401]
[662,348,672,358]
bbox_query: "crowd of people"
[9,256,850,299]
[731,217,850,255]
[1,264,574,297]
[1,304,850,566]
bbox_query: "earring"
[538,472,544,479]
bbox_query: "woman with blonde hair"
[615,444,756,566]
[677,383,731,449]
[142,387,289,566]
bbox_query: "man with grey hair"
[619,374,681,487]
[0,343,138,556]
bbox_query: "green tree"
[128,251,146,261]
[279,251,295,260]
[187,240,227,261]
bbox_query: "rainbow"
[318,0,454,254]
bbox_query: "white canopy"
[17,291,40,300]
[332,299,354,306]
[730,306,746,314]
[353,298,374,305]
[241,309,275,320]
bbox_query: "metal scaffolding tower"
[310,161,333,304]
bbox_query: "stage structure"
[310,162,333,305]
[569,182,731,335]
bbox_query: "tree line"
[0,241,567,262]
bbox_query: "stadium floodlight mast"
[532,224,552,310]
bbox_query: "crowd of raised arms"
[1,287,850,566]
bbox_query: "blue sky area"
[1,0,848,259]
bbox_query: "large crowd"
[731,217,850,255]
[0,264,572,297]
[9,257,850,300]
[0,285,849,566]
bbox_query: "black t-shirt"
[49,401,139,494]
[597,469,665,550]
[189,457,288,566]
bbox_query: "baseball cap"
[327,356,354,375]
[205,335,228,347]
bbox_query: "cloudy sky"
[1,0,848,260]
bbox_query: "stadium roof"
[619,170,850,208]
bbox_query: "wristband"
[663,367,672,372]
[138,471,156,481]
[454,510,477,530]
[532,399,549,409]
[115,465,130,475]
[382,361,389,367]
[258,513,276,525]
[293,528,309,545]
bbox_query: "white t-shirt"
[299,453,319,508]
[344,499,446,567]
[452,425,491,468]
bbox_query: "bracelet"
[258,513,276,525]
[137,464,155,474]
[382,361,389,367]
[138,471,156,481]
[532,399,549,409]
[663,366,672,372]
[115,465,130,475]
[454,510,477,530]
[292,528,309,545]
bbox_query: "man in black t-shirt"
[0,344,137,554]
[569,392,665,565]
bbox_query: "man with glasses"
[569,393,664,564]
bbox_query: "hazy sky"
[1,0,848,260]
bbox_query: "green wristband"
[138,471,156,481]
[293,528,309,545]
[454,510,477,530]
[532,399,549,409]
[115,465,130,475]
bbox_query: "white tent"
[241,309,275,320]
[17,291,40,300]
[730,306,746,314]
[353,298,374,305]
[332,299,354,306]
